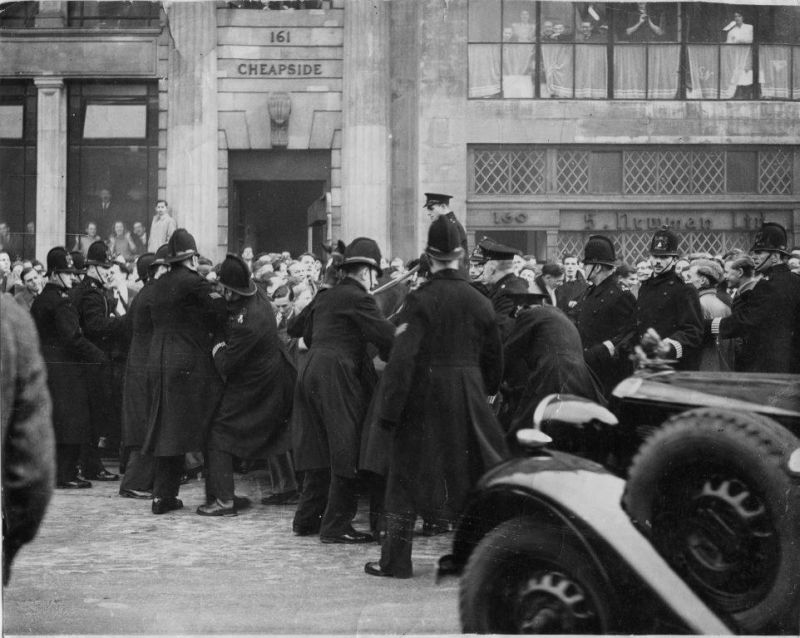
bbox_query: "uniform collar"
[431,269,466,282]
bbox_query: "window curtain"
[614,45,679,98]
[540,44,573,97]
[721,44,752,97]
[759,45,790,99]
[575,45,607,98]
[469,45,501,98]
[503,45,535,97]
[687,45,719,98]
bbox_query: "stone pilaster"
[34,77,66,261]
[165,2,219,260]
[341,0,391,253]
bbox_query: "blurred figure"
[72,221,99,256]
[130,221,148,256]
[1,294,55,585]
[108,221,136,261]
[616,263,639,297]
[0,251,11,293]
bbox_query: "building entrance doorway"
[234,180,324,258]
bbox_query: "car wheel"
[623,408,800,634]
[459,517,617,634]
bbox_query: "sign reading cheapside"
[237,61,324,77]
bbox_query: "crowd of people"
[2,191,800,582]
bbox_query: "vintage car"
[440,370,800,634]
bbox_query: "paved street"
[3,465,461,635]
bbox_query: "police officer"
[71,240,126,482]
[291,237,394,543]
[711,222,800,373]
[198,254,296,516]
[31,247,105,488]
[574,235,636,396]
[143,229,227,515]
[635,226,704,370]
[423,193,468,269]
[119,245,170,499]
[477,237,527,340]
[364,216,508,578]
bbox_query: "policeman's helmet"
[750,222,789,255]
[167,229,198,264]
[152,244,171,267]
[217,253,256,297]
[425,215,464,262]
[583,235,616,266]
[46,246,79,276]
[342,237,383,276]
[85,240,113,267]
[136,253,156,282]
[649,226,680,257]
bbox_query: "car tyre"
[459,517,618,634]
[623,408,800,634]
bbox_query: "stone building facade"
[2,0,799,264]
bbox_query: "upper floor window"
[468,2,800,101]
[67,1,161,28]
[0,1,37,28]
[227,1,324,9]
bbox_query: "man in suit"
[477,237,527,340]
[573,235,636,397]
[634,226,704,370]
[556,255,589,321]
[291,237,394,543]
[535,262,565,307]
[143,229,227,514]
[710,222,800,373]
[364,216,508,578]
[31,248,105,489]
[1,293,55,584]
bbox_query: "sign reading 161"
[270,30,291,43]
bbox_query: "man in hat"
[635,226,704,370]
[71,240,127,482]
[476,237,526,340]
[291,237,394,542]
[574,235,636,396]
[143,229,227,514]
[197,254,296,516]
[364,215,508,578]
[118,247,169,499]
[31,248,106,488]
[710,222,800,373]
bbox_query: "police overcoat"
[378,269,509,523]
[121,280,156,449]
[209,289,295,459]
[574,274,636,395]
[717,263,800,373]
[30,284,105,444]
[504,305,605,436]
[635,269,704,370]
[488,272,526,340]
[291,277,394,476]
[143,264,226,456]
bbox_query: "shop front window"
[67,83,158,258]
[467,1,800,100]
[0,81,36,260]
[66,1,161,28]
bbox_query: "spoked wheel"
[624,409,800,635]
[460,518,618,634]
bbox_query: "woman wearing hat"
[687,258,734,371]
[31,247,106,488]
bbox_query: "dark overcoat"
[378,269,509,523]
[30,284,105,444]
[209,289,295,459]
[488,272,526,340]
[635,269,704,370]
[504,305,605,436]
[121,280,156,448]
[291,277,394,476]
[143,264,226,456]
[718,263,800,373]
[574,274,637,396]
[556,275,590,321]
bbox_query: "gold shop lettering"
[494,212,529,224]
[237,62,323,77]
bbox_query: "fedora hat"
[342,237,383,276]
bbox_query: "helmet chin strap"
[586,263,600,282]
[754,252,776,274]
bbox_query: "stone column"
[165,3,219,260]
[341,0,391,253]
[34,77,67,261]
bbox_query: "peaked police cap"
[423,192,453,208]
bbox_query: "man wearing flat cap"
[197,254,296,517]
[143,229,227,515]
[423,193,468,271]
[710,222,800,372]
[365,216,507,579]
[476,236,527,340]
